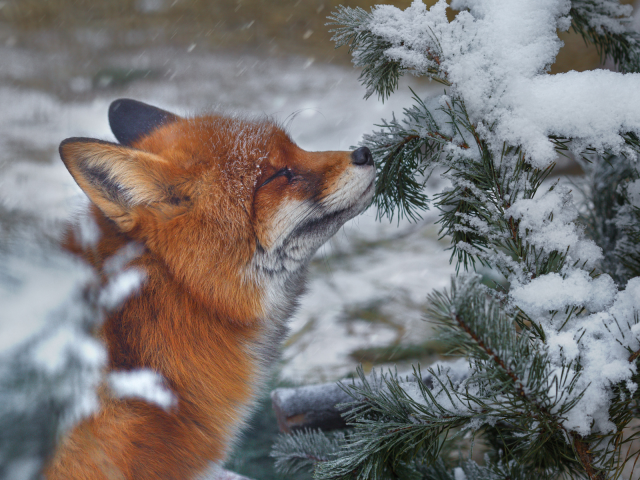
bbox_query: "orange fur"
[45,109,375,479]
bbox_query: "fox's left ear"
[60,138,188,232]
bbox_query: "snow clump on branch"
[364,0,640,167]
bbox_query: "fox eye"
[258,167,293,189]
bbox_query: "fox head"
[60,99,375,322]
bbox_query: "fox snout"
[251,144,375,277]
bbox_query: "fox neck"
[66,205,310,393]
[92,239,303,459]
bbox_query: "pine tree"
[0,207,161,479]
[271,1,640,479]
[0,208,104,479]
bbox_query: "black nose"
[351,146,374,166]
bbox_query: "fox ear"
[60,138,186,232]
[108,98,179,146]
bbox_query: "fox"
[44,99,375,479]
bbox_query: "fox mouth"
[351,174,376,212]
[292,176,375,239]
[254,169,376,276]
[294,206,350,236]
[362,177,376,198]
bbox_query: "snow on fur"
[109,369,177,410]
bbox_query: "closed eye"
[258,167,293,189]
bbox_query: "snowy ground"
[0,39,452,385]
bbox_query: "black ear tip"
[108,98,125,118]
[59,137,76,149]
[108,98,146,128]
[108,98,141,119]
[108,98,178,147]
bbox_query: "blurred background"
[0,1,635,478]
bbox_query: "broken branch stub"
[271,372,449,433]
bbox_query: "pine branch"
[578,153,640,284]
[327,6,404,101]
[418,458,533,480]
[570,0,640,73]
[270,429,344,476]
[361,91,468,221]
[327,5,449,101]
[572,433,606,480]
[304,271,588,478]
[270,370,470,434]
[277,3,640,480]
[427,276,640,479]
[363,91,563,280]
[434,136,557,279]
[426,277,613,477]
[427,277,577,412]
[312,366,474,480]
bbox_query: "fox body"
[45,100,375,479]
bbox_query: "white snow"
[547,331,580,363]
[506,186,604,271]
[71,202,102,248]
[497,70,640,165]
[32,324,105,375]
[365,0,640,167]
[625,179,640,207]
[506,225,639,435]
[509,270,617,320]
[99,267,146,310]
[109,369,177,410]
[453,467,467,480]
[0,250,90,352]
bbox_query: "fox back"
[45,99,375,479]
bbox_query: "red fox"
[45,99,375,479]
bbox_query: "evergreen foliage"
[579,152,640,284]
[0,208,148,478]
[0,213,105,480]
[272,430,345,476]
[272,1,640,479]
[570,0,640,73]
